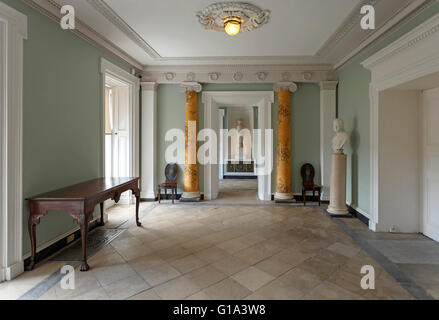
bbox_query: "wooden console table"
[26,177,141,272]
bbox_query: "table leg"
[99,202,105,226]
[26,215,38,271]
[79,212,91,271]
[135,192,141,227]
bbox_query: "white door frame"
[202,91,274,201]
[100,58,140,206]
[362,13,439,232]
[0,2,27,282]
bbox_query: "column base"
[327,206,349,215]
[274,192,294,201]
[180,191,201,202]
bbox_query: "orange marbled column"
[182,88,200,200]
[275,88,293,200]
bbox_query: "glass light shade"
[224,19,241,36]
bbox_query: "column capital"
[274,82,297,93]
[180,82,202,93]
[141,82,158,91]
[319,81,338,91]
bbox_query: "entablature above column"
[143,65,337,84]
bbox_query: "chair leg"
[303,190,306,206]
[172,187,175,204]
[158,188,161,203]
[318,189,321,206]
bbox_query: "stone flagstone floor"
[0,180,436,300]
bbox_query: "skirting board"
[270,193,329,204]
[347,204,369,226]
[223,175,257,180]
[141,194,205,202]
[23,219,101,269]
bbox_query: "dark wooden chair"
[301,163,321,206]
[158,163,178,204]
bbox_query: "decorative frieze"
[142,66,336,84]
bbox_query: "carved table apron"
[26,177,141,272]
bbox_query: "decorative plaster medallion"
[281,72,291,81]
[186,72,196,81]
[233,72,244,81]
[196,2,270,34]
[164,72,175,81]
[256,72,267,81]
[208,72,220,81]
[302,72,313,81]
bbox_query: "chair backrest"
[165,163,178,183]
[301,163,315,188]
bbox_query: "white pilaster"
[140,82,158,199]
[0,2,27,282]
[319,81,338,201]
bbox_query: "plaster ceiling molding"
[196,2,270,35]
[85,0,160,59]
[163,72,176,81]
[24,0,144,70]
[317,0,380,58]
[302,72,313,81]
[274,82,298,93]
[180,82,202,93]
[256,72,268,81]
[186,72,196,81]
[233,72,244,81]
[208,72,220,81]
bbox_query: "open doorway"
[218,106,258,202]
[100,58,140,225]
[373,73,439,242]
[203,91,274,201]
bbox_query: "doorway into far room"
[217,106,259,203]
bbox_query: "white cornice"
[334,0,435,69]
[362,12,439,70]
[24,0,143,70]
[85,0,160,59]
[316,0,380,58]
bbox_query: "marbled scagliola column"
[274,82,298,200]
[181,82,202,201]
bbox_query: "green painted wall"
[2,0,132,255]
[156,83,320,194]
[337,2,439,213]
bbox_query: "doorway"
[100,59,140,214]
[203,91,274,201]
[374,76,439,242]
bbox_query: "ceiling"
[29,0,434,70]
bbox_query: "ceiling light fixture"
[224,17,242,36]
[196,2,270,37]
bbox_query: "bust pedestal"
[328,153,349,215]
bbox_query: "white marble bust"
[332,119,349,153]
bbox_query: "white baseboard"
[346,202,370,219]
[0,267,5,282]
[141,191,156,199]
[5,261,24,281]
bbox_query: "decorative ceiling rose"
[196,2,270,36]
